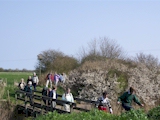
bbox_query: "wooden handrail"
[16,90,97,104]
[15,89,98,117]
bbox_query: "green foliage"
[36,49,79,74]
[108,69,128,92]
[52,56,79,74]
[0,72,32,102]
[35,109,117,120]
[119,109,148,120]
[35,109,159,120]
[0,72,32,85]
[147,106,160,120]
[36,109,158,120]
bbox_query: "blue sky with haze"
[0,0,160,70]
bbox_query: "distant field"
[0,72,33,101]
[0,72,33,85]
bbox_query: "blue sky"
[0,0,160,70]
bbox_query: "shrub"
[119,109,148,120]
[147,106,160,120]
[35,109,118,120]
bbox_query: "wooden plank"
[32,102,41,108]
[73,107,90,112]
[17,97,25,101]
[74,97,97,104]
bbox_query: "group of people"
[42,86,74,112]
[18,72,39,92]
[45,72,66,88]
[18,73,144,114]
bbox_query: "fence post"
[5,78,7,86]
[25,94,28,117]
[7,90,10,103]
[70,103,73,113]
[40,96,43,115]
[15,92,17,105]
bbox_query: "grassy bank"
[35,107,160,120]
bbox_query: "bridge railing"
[15,90,98,117]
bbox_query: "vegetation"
[135,52,160,69]
[147,106,160,120]
[35,49,79,74]
[108,69,128,92]
[35,107,160,120]
[0,72,32,101]
[0,72,65,102]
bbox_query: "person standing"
[42,87,48,105]
[32,72,39,91]
[97,91,113,114]
[27,76,32,85]
[54,73,59,86]
[19,78,26,90]
[51,86,57,108]
[62,88,74,112]
[48,87,53,106]
[24,81,33,105]
[117,87,144,111]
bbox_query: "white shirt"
[98,96,113,113]
[52,90,56,99]
[62,93,74,102]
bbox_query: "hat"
[28,81,32,85]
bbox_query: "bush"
[35,109,117,120]
[119,109,148,120]
[147,106,160,120]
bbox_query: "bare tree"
[135,52,160,69]
[77,37,126,63]
[99,37,125,59]
[88,38,100,56]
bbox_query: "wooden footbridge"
[15,90,98,117]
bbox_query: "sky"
[0,0,160,70]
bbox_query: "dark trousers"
[122,103,133,111]
[27,94,33,105]
[33,83,37,91]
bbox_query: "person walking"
[54,73,59,86]
[19,78,26,90]
[62,88,74,112]
[27,76,32,85]
[97,91,113,114]
[32,72,39,91]
[42,87,48,105]
[24,81,33,105]
[117,87,144,111]
[51,86,57,108]
[46,73,54,88]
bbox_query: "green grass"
[0,72,32,85]
[35,109,150,120]
[35,108,160,120]
[0,72,33,102]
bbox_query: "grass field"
[0,72,33,102]
[0,72,33,85]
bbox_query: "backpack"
[46,74,50,80]
[51,74,54,81]
[59,75,62,82]
[42,88,48,96]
